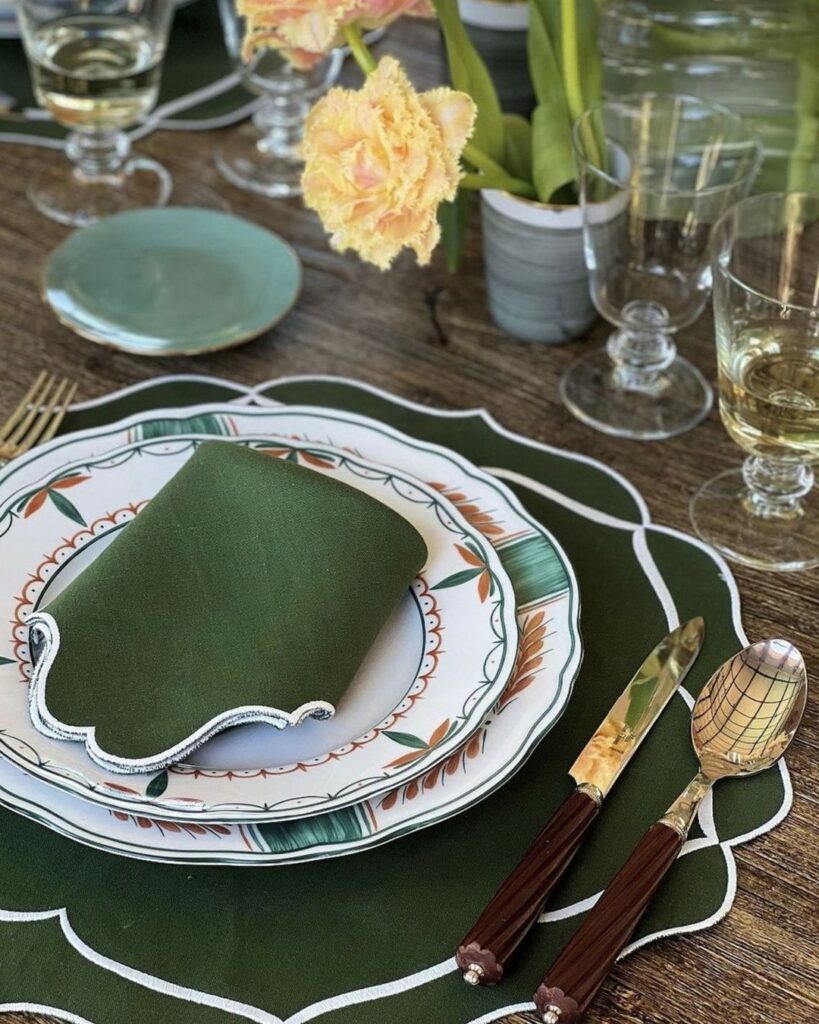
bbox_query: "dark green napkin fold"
[27,441,427,773]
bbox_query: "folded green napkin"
[27,442,427,774]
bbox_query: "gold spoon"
[533,638,807,1024]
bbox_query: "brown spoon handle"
[533,821,684,1023]
[456,787,600,986]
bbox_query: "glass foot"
[215,122,303,197]
[560,348,713,440]
[690,467,819,571]
[29,155,172,227]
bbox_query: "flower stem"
[343,23,377,76]
[463,141,511,179]
[460,173,538,199]
[560,0,583,125]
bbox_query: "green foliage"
[503,113,534,182]
[437,189,472,273]
[433,0,504,162]
[528,0,569,114]
[437,0,604,262]
[532,102,576,205]
[528,0,603,197]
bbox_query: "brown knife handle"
[533,822,684,1023]
[456,787,600,986]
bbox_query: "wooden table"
[1,19,817,1024]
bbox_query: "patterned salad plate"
[0,404,581,863]
[0,433,519,822]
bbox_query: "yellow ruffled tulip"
[301,57,476,269]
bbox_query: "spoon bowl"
[691,638,807,780]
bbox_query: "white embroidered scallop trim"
[26,611,335,775]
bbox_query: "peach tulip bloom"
[301,57,476,269]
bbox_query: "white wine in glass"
[28,15,164,131]
[691,192,819,571]
[18,0,174,226]
[719,324,819,463]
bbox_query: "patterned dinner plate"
[0,434,519,822]
[0,403,580,862]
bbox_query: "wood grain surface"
[1,18,817,1024]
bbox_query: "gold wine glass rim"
[713,190,819,316]
[572,92,762,199]
[691,639,806,776]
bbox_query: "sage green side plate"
[43,208,302,357]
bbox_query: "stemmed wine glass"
[562,93,762,440]
[690,191,819,571]
[216,0,342,197]
[17,0,175,226]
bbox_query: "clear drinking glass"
[562,93,762,440]
[690,192,819,571]
[17,0,175,226]
[216,0,342,197]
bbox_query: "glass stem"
[66,130,131,181]
[742,456,814,520]
[253,89,308,160]
[606,299,676,393]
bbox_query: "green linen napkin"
[27,441,427,773]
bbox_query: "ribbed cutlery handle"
[533,822,684,1023]
[456,787,600,986]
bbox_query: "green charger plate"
[43,207,302,357]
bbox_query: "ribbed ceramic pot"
[457,0,532,116]
[481,189,600,344]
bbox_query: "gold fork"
[0,372,78,468]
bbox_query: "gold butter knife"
[456,617,705,986]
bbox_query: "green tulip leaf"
[528,0,569,113]
[532,102,576,203]
[433,0,505,163]
[503,113,534,183]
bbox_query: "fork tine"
[0,371,48,443]
[7,374,59,447]
[13,377,71,456]
[38,380,78,446]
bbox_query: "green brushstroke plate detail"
[43,208,302,357]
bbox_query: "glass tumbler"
[562,93,762,440]
[216,0,342,197]
[17,0,175,226]
[691,191,819,571]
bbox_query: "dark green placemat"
[0,0,252,144]
[0,375,789,1023]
